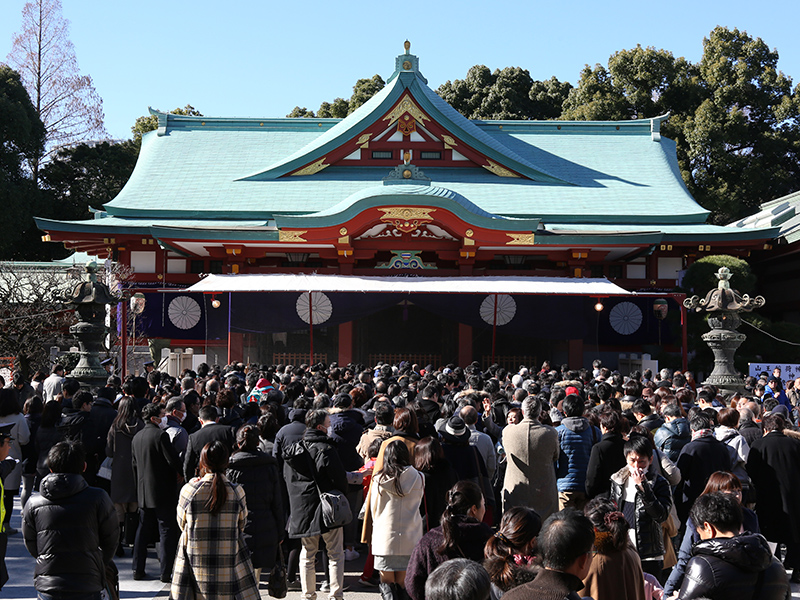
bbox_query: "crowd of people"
[0,357,798,600]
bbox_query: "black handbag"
[267,544,287,598]
[302,442,353,529]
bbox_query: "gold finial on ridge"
[404,40,411,54]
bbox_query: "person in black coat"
[677,492,788,600]
[22,440,118,597]
[585,407,626,498]
[282,409,349,598]
[414,436,458,531]
[226,424,283,580]
[675,412,733,522]
[747,413,800,581]
[131,403,183,582]
[183,405,236,481]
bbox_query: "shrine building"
[35,43,779,371]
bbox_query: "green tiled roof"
[36,47,778,244]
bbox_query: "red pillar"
[568,338,584,369]
[338,321,354,365]
[228,332,244,364]
[458,323,472,367]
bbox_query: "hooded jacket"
[678,533,788,600]
[555,416,598,492]
[22,473,118,594]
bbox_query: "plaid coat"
[169,474,259,600]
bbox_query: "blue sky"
[1,0,798,141]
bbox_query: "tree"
[40,140,139,220]
[438,66,571,119]
[286,75,384,118]
[0,65,57,261]
[131,104,202,144]
[6,0,105,180]
[0,261,79,378]
[561,29,800,224]
[680,254,756,296]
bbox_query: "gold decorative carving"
[465,229,474,237]
[291,158,329,176]
[378,207,436,234]
[339,227,348,236]
[356,133,372,148]
[506,233,536,246]
[403,170,412,179]
[403,60,412,70]
[464,238,475,246]
[338,236,349,244]
[442,135,457,149]
[483,160,519,178]
[279,230,308,242]
[383,97,430,126]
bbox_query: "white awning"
[187,274,633,296]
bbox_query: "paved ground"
[4,495,800,599]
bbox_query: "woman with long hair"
[370,439,424,600]
[362,407,420,546]
[106,396,145,556]
[226,424,283,583]
[414,436,458,531]
[579,497,646,600]
[170,441,259,600]
[405,481,493,600]
[663,471,758,596]
[483,507,542,599]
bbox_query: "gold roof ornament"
[404,40,411,54]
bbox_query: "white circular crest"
[296,292,333,324]
[168,296,202,330]
[480,294,517,326]
[609,301,643,335]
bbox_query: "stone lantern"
[683,267,765,394]
[68,261,121,389]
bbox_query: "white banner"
[748,363,800,380]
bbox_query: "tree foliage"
[680,254,756,296]
[287,75,385,118]
[6,0,105,179]
[0,65,57,261]
[0,262,79,377]
[561,29,800,223]
[438,66,572,120]
[131,104,202,144]
[40,140,139,220]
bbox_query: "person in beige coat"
[369,440,424,600]
[501,396,559,520]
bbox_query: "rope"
[742,319,800,346]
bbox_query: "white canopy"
[187,274,633,296]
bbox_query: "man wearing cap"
[0,424,19,589]
[143,360,155,374]
[101,358,115,375]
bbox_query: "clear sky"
[1,0,798,141]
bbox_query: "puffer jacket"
[21,472,118,594]
[609,466,671,560]
[555,416,598,492]
[678,532,788,600]
[654,417,691,463]
[226,449,283,569]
